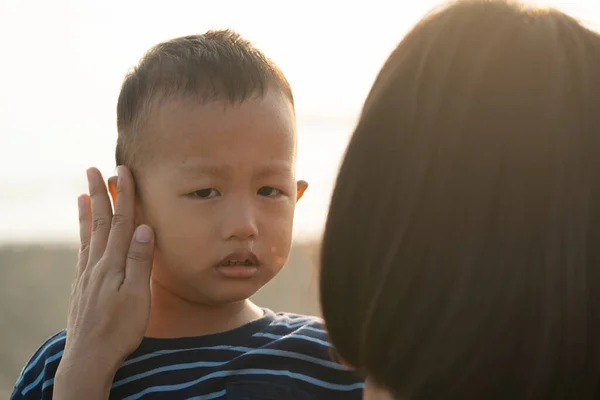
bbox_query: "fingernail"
[135,225,152,243]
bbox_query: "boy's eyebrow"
[179,164,230,178]
[254,164,294,179]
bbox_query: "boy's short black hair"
[320,0,600,398]
[116,29,293,170]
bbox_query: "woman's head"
[320,1,600,398]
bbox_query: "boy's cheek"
[269,242,292,267]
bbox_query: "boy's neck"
[145,277,264,339]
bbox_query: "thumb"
[123,224,155,292]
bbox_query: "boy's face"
[134,89,306,305]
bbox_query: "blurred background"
[0,0,597,396]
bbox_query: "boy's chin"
[157,262,284,306]
[209,289,261,305]
[188,280,268,306]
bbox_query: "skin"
[363,378,395,400]
[53,89,308,398]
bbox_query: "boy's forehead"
[147,89,295,136]
[178,160,295,179]
[139,91,297,172]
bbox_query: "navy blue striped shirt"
[11,309,364,399]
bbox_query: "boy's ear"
[107,176,118,210]
[107,175,144,225]
[296,180,308,202]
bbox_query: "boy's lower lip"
[215,265,258,279]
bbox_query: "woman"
[52,0,600,399]
[320,1,600,398]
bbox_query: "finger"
[87,167,113,265]
[122,224,155,292]
[105,166,136,268]
[76,194,92,277]
[108,176,118,211]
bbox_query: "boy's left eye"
[257,186,282,198]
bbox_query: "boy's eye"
[191,188,221,199]
[257,186,282,198]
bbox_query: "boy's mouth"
[221,260,255,266]
[215,249,260,279]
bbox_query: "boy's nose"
[221,203,259,241]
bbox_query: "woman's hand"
[53,166,154,400]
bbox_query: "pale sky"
[0,0,598,244]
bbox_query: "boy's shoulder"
[11,330,66,400]
[259,311,331,349]
[267,310,326,330]
[223,310,363,397]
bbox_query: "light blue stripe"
[243,347,349,370]
[253,333,333,348]
[276,314,323,323]
[16,335,65,387]
[120,328,327,369]
[272,318,323,328]
[122,338,333,371]
[122,345,239,367]
[271,322,327,334]
[21,351,63,396]
[113,360,228,389]
[187,389,226,400]
[42,378,54,391]
[114,346,349,389]
[115,345,351,389]
[21,371,44,396]
[124,368,364,400]
[297,326,328,334]
[36,350,356,397]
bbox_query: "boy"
[11,30,363,399]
